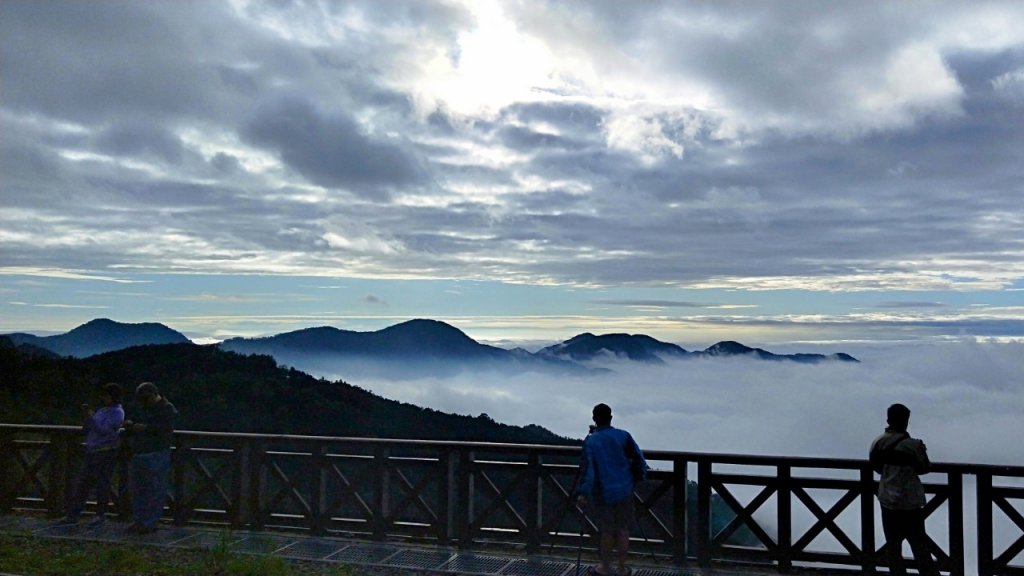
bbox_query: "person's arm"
[868,443,883,474]
[134,403,174,437]
[913,439,931,475]
[627,433,648,481]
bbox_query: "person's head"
[592,403,612,426]
[887,403,911,431]
[101,383,122,405]
[135,382,161,407]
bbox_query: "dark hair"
[887,403,911,426]
[102,383,122,403]
[592,403,612,425]
[135,381,159,397]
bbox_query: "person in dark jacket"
[122,382,176,534]
[869,403,938,576]
[576,403,647,576]
[60,383,125,527]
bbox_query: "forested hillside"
[0,338,573,445]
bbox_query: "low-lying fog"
[318,340,1024,466]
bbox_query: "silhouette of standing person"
[869,403,939,576]
[60,383,124,527]
[122,382,176,534]
[576,403,647,576]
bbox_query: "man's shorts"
[595,496,634,533]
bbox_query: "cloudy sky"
[2,0,1024,346]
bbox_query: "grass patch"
[0,533,361,575]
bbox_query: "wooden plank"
[978,472,993,576]
[672,456,688,563]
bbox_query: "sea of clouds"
[325,340,1024,466]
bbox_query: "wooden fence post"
[860,466,876,576]
[372,444,390,539]
[0,430,15,513]
[231,438,251,530]
[948,472,965,576]
[526,451,541,554]
[977,472,993,576]
[437,447,454,544]
[672,456,689,564]
[310,441,325,535]
[173,437,189,526]
[249,440,265,531]
[697,459,712,567]
[777,465,792,573]
[455,448,473,547]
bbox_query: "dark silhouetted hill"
[221,319,507,359]
[538,332,689,363]
[694,340,859,363]
[540,333,858,364]
[220,318,600,378]
[0,335,61,359]
[0,341,572,444]
[4,318,189,358]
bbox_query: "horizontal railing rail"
[2,423,1022,576]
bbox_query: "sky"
[2,0,1024,346]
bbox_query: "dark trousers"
[66,450,118,520]
[882,507,939,576]
[131,449,170,528]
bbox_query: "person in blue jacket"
[576,403,647,576]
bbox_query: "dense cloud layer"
[3,1,1024,292]
[333,341,1024,465]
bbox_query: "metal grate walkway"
[0,515,693,576]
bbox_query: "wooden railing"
[2,424,1022,576]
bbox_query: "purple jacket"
[84,404,125,453]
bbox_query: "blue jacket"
[579,425,647,505]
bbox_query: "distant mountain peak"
[704,341,756,356]
[3,318,189,358]
[539,332,688,363]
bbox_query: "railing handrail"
[4,423,1021,475]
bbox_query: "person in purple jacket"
[60,383,125,527]
[576,403,647,576]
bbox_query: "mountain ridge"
[5,318,859,371]
[4,318,189,358]
[539,333,859,364]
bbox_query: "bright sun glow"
[415,1,557,117]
